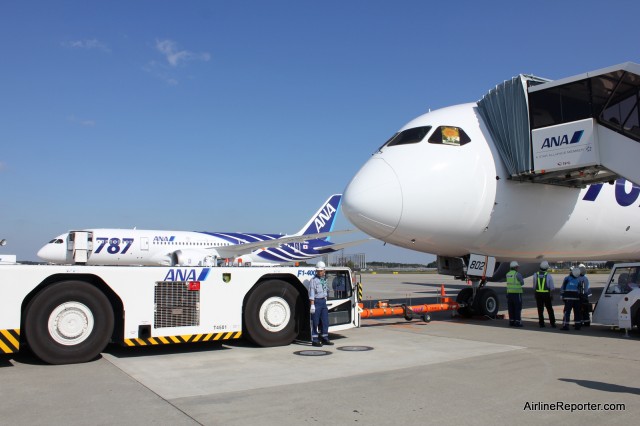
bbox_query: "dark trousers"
[507,293,522,324]
[563,299,582,328]
[311,298,329,341]
[535,292,556,326]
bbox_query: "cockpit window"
[379,126,432,151]
[428,126,471,146]
[48,239,63,244]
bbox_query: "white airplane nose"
[37,243,63,263]
[343,158,402,239]
[36,245,51,261]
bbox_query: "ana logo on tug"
[164,268,211,282]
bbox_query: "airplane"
[38,194,367,266]
[341,63,640,317]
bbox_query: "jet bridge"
[477,62,640,187]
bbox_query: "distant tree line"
[368,261,435,269]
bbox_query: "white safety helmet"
[510,261,519,269]
[579,264,586,275]
[571,267,581,278]
[316,261,326,271]
[540,261,549,270]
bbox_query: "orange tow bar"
[358,284,461,321]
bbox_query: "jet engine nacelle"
[171,250,217,267]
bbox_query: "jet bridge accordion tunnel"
[477,62,640,188]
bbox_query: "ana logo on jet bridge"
[540,130,584,149]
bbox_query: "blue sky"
[1,0,639,263]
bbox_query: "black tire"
[244,280,300,347]
[475,288,500,318]
[456,288,474,317]
[24,281,114,365]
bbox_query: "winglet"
[295,194,342,237]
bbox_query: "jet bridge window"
[428,126,471,146]
[381,126,432,150]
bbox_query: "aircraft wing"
[313,238,374,252]
[212,229,356,257]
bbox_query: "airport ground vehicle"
[0,263,358,364]
[592,263,640,332]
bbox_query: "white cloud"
[67,114,96,127]
[155,39,210,67]
[61,39,111,52]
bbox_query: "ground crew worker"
[332,274,347,298]
[506,261,525,327]
[578,264,592,327]
[533,261,556,328]
[309,261,333,347]
[560,267,583,330]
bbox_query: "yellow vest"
[536,272,549,293]
[506,270,523,293]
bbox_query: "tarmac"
[1,272,639,425]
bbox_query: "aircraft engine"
[171,250,217,267]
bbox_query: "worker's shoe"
[560,325,569,331]
[311,341,322,347]
[322,339,334,346]
[539,323,545,328]
[550,323,557,328]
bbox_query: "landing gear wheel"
[475,288,499,318]
[456,288,474,317]
[244,280,300,347]
[25,281,114,365]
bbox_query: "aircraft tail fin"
[295,194,342,237]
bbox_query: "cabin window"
[428,126,471,146]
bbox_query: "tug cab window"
[428,126,471,146]
[605,266,640,294]
[326,270,352,300]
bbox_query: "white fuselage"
[342,103,640,262]
[38,229,323,266]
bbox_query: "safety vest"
[506,270,523,293]
[536,272,549,293]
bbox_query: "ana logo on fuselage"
[154,235,176,243]
[314,202,337,233]
[541,130,584,149]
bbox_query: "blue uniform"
[579,274,591,326]
[561,275,583,329]
[309,275,330,343]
